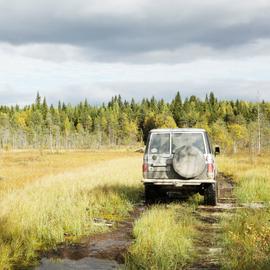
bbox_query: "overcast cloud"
[0,0,270,104]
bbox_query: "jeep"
[143,128,219,205]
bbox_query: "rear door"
[147,132,171,177]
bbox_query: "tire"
[173,146,206,179]
[204,184,217,206]
[145,185,162,204]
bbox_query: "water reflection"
[35,257,120,270]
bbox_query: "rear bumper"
[142,179,216,186]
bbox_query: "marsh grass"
[0,153,142,269]
[126,204,198,270]
[0,150,140,195]
[218,154,270,270]
[217,154,270,203]
[221,208,270,270]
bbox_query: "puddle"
[35,205,144,270]
[35,257,120,270]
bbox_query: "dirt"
[187,173,236,270]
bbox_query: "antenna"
[257,91,261,154]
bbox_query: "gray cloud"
[1,1,270,63]
[0,0,270,104]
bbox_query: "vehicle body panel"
[143,128,217,182]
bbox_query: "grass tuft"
[126,204,197,270]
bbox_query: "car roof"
[150,128,206,133]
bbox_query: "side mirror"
[214,146,220,155]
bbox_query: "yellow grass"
[217,153,270,203]
[126,204,198,270]
[221,208,270,270]
[0,150,140,195]
[0,151,142,269]
[3,151,269,269]
[217,153,270,269]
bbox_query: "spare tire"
[173,145,206,179]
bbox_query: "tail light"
[207,163,214,173]
[207,162,214,178]
[206,155,214,178]
[143,163,148,173]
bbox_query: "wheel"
[145,185,160,204]
[204,183,217,206]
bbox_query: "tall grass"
[218,154,270,270]
[221,208,270,270]
[126,204,197,270]
[0,150,139,195]
[217,154,270,203]
[0,155,142,269]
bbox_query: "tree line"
[0,92,269,153]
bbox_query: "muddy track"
[36,205,145,269]
[36,173,236,270]
[187,173,236,270]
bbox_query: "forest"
[0,92,269,153]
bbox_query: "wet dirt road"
[187,173,235,270]
[35,174,235,270]
[35,206,145,270]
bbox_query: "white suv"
[143,128,219,205]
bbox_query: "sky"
[1,0,270,105]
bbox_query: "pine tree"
[171,91,183,126]
[35,92,41,110]
[41,97,48,119]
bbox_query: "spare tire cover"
[173,145,206,179]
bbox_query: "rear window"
[172,133,206,153]
[149,133,170,154]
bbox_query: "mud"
[36,258,119,270]
[35,205,145,270]
[187,172,235,270]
